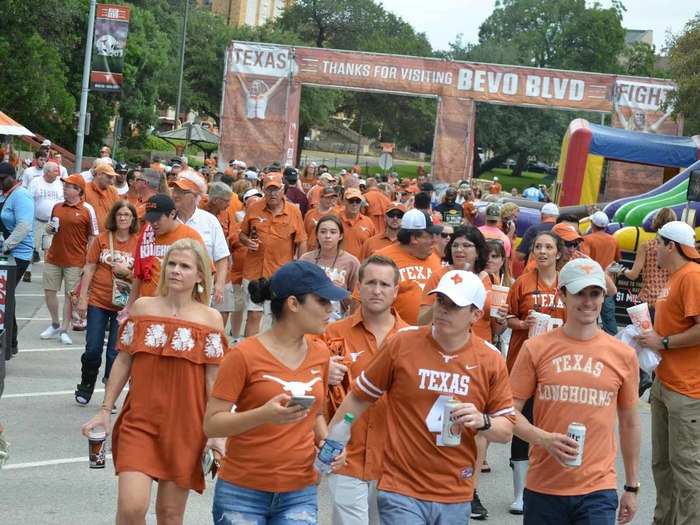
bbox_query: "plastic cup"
[529,312,551,337]
[627,303,653,332]
[489,285,510,318]
[88,427,107,469]
[548,318,564,331]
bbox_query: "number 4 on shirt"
[425,395,453,438]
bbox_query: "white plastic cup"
[627,303,653,332]
[529,311,551,337]
[489,285,510,318]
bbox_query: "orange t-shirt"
[85,181,119,232]
[324,309,408,481]
[307,184,323,209]
[654,262,700,398]
[359,232,396,262]
[212,336,330,492]
[376,243,443,325]
[228,192,243,215]
[506,270,566,372]
[421,268,493,342]
[227,221,247,285]
[489,182,502,194]
[304,206,340,250]
[352,325,515,503]
[509,329,639,495]
[46,200,100,268]
[133,223,205,297]
[462,201,477,224]
[582,231,621,271]
[86,232,138,311]
[241,198,306,280]
[339,212,376,260]
[363,188,391,234]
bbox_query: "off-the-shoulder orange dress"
[111,316,229,493]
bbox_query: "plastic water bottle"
[314,413,355,475]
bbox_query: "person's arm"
[637,315,700,351]
[327,391,372,428]
[295,240,307,258]
[3,192,34,251]
[512,397,578,464]
[213,257,228,304]
[314,413,329,445]
[124,278,142,311]
[604,273,617,297]
[77,263,97,317]
[622,241,646,281]
[617,405,641,524]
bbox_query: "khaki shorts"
[242,279,271,314]
[232,283,246,312]
[212,283,235,313]
[43,263,82,293]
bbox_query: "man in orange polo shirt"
[85,163,119,232]
[307,172,335,209]
[304,186,340,249]
[340,188,376,260]
[324,255,406,524]
[375,209,443,325]
[239,172,307,336]
[131,168,162,222]
[359,203,405,261]
[636,221,700,525]
[362,177,391,234]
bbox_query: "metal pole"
[75,0,97,172]
[174,0,190,130]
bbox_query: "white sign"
[230,43,297,78]
[615,80,674,112]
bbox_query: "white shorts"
[212,283,235,313]
[328,474,379,525]
[242,279,271,314]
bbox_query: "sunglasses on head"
[564,240,580,248]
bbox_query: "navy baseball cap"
[271,261,348,302]
[144,194,176,223]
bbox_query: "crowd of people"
[0,147,699,525]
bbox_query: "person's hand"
[617,490,638,524]
[205,437,227,457]
[259,393,308,425]
[524,310,538,329]
[540,431,579,466]
[81,409,111,438]
[77,296,88,319]
[212,285,224,305]
[242,235,260,251]
[496,305,509,320]
[112,262,130,279]
[46,223,56,234]
[635,330,664,351]
[452,403,485,431]
[328,355,348,386]
[317,439,348,472]
[116,307,129,325]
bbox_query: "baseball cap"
[208,181,232,199]
[244,170,259,181]
[359,179,367,187]
[243,188,263,201]
[271,260,349,302]
[115,162,128,173]
[485,204,501,219]
[144,194,176,223]
[420,182,434,192]
[428,270,486,309]
[559,258,606,294]
[41,139,51,147]
[344,188,363,201]
[283,167,299,182]
[230,159,247,169]
[541,203,560,216]
[61,173,86,192]
[0,161,16,177]
[386,202,407,214]
[493,176,499,181]
[658,221,700,260]
[552,223,583,242]
[170,170,207,194]
[94,164,117,178]
[590,211,610,228]
[319,172,335,183]
[400,209,441,234]
[263,172,283,189]
[321,186,338,197]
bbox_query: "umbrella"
[0,111,35,137]
[155,123,219,153]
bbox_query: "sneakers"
[471,490,489,520]
[40,324,62,339]
[22,271,31,283]
[59,331,73,345]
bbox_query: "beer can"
[50,217,59,232]
[440,398,462,447]
[565,422,586,467]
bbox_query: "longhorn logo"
[262,375,322,396]
[350,351,365,363]
[438,352,459,364]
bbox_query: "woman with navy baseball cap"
[204,260,348,524]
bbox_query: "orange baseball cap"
[263,172,284,189]
[169,171,207,194]
[94,164,117,178]
[344,188,363,200]
[62,173,86,192]
[552,223,583,242]
[386,202,407,214]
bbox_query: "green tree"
[666,14,700,136]
[621,42,657,77]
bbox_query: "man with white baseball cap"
[328,269,515,524]
[515,203,560,270]
[636,220,700,524]
[510,258,640,525]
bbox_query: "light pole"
[75,0,97,171]
[174,0,190,130]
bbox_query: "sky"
[379,0,699,53]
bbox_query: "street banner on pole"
[90,4,130,92]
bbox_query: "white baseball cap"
[400,208,441,234]
[590,211,609,228]
[428,270,486,309]
[244,170,259,181]
[243,188,263,201]
[541,203,560,216]
[658,221,700,260]
[559,258,606,294]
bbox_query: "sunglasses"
[347,199,362,204]
[564,240,581,248]
[440,233,451,239]
[386,212,404,219]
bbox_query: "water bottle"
[314,413,355,475]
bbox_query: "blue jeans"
[80,305,119,384]
[212,479,317,525]
[524,488,618,524]
[600,296,617,336]
[377,490,471,525]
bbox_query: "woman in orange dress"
[81,238,228,524]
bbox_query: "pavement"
[1,262,657,524]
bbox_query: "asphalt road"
[1,262,657,524]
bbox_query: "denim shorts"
[212,479,317,525]
[377,489,471,525]
[524,488,618,525]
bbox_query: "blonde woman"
[81,238,228,525]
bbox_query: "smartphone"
[288,395,316,409]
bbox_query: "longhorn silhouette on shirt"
[262,375,322,397]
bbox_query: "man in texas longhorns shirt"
[329,270,515,524]
[509,258,640,525]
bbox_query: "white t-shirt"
[28,176,64,221]
[21,166,44,188]
[80,169,94,183]
[115,182,129,196]
[58,165,68,179]
[183,208,230,262]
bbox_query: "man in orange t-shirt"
[362,178,391,234]
[635,221,700,524]
[84,163,119,232]
[329,270,514,522]
[340,188,376,260]
[510,259,640,525]
[489,177,502,195]
[359,202,404,261]
[324,255,406,524]
[376,209,443,324]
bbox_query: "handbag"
[109,232,132,309]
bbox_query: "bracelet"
[100,404,111,412]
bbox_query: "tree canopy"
[666,14,700,136]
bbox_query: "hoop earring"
[196,283,204,294]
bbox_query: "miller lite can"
[440,398,462,447]
[565,422,586,467]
